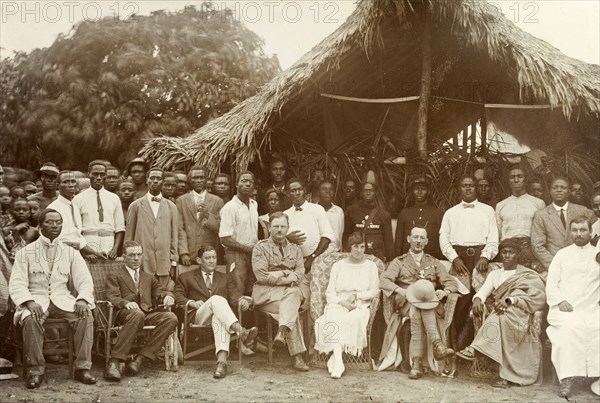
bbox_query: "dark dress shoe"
[103,360,122,381]
[125,355,143,376]
[74,369,97,385]
[241,326,258,348]
[432,340,455,361]
[26,374,43,389]
[274,326,289,348]
[409,357,424,380]
[558,377,575,398]
[213,362,227,379]
[292,354,309,372]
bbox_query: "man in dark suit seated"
[104,241,178,381]
[174,246,257,379]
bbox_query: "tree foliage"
[1,4,280,170]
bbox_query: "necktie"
[559,208,566,229]
[47,244,57,273]
[462,203,474,208]
[70,202,79,229]
[151,196,161,202]
[97,191,104,222]
[133,269,139,290]
[279,244,285,256]
[205,273,212,292]
[295,207,303,211]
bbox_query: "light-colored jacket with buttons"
[9,236,94,324]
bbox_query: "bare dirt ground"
[2,353,598,403]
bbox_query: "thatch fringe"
[141,0,599,172]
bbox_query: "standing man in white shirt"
[73,160,125,260]
[48,171,105,259]
[546,216,599,398]
[284,178,334,273]
[317,180,344,252]
[219,171,259,296]
[126,168,178,285]
[439,174,499,351]
[495,165,545,270]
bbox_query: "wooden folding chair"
[14,318,76,379]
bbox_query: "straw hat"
[591,379,600,396]
[406,279,439,310]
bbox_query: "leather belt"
[82,230,114,237]
[453,245,484,257]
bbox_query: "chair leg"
[67,324,74,379]
[182,324,187,365]
[267,318,273,364]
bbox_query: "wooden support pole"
[463,126,469,151]
[481,110,488,153]
[470,121,477,154]
[416,4,432,159]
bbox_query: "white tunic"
[546,243,599,380]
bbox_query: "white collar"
[409,251,424,260]
[125,265,139,274]
[57,194,73,204]
[39,235,60,246]
[553,202,569,211]
[147,192,163,202]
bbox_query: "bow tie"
[295,207,303,211]
[462,202,474,208]
[151,196,161,202]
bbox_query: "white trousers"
[194,295,238,354]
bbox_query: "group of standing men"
[2,156,599,397]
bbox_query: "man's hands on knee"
[558,300,573,312]
[25,301,44,320]
[163,296,175,307]
[190,300,204,309]
[125,302,140,310]
[472,297,484,317]
[75,300,90,318]
[452,258,469,276]
[474,257,489,274]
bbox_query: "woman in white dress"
[314,232,380,378]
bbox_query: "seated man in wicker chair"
[456,238,546,388]
[104,241,178,381]
[378,226,458,378]
[174,245,257,379]
[251,212,310,372]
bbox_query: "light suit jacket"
[531,203,596,270]
[9,237,94,324]
[125,196,178,276]
[176,192,223,260]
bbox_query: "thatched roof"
[141,0,600,171]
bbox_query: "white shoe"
[240,343,256,356]
[327,355,335,375]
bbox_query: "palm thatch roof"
[141,0,600,172]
